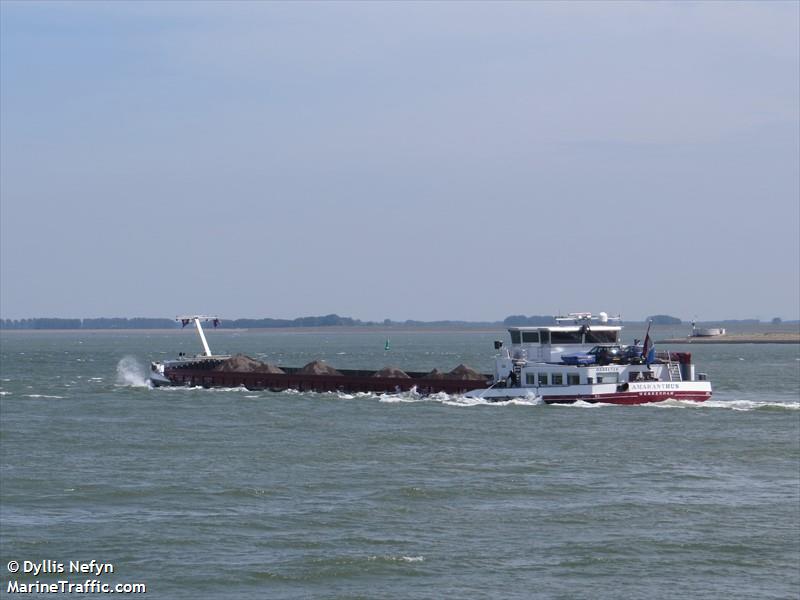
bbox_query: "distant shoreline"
[0,326,508,335]
[659,333,800,344]
[3,327,799,341]
[4,315,798,334]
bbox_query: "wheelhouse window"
[538,373,548,386]
[525,373,537,385]
[552,373,564,385]
[521,331,540,344]
[584,330,619,343]
[551,331,582,344]
[567,374,580,385]
[539,330,551,344]
[509,330,521,344]
[597,373,619,383]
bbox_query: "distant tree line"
[0,314,368,330]
[2,314,791,330]
[384,319,500,328]
[0,317,177,329]
[502,315,556,326]
[1,318,84,329]
[718,319,761,324]
[217,314,366,328]
[2,314,518,329]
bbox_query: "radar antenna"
[554,312,621,325]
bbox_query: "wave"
[360,391,798,411]
[369,389,543,407]
[310,554,425,567]
[157,385,251,393]
[367,555,424,563]
[147,383,799,411]
[115,356,151,388]
[647,398,800,411]
[550,399,616,408]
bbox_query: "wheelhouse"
[506,325,622,363]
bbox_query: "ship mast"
[176,315,219,357]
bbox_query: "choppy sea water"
[1,328,798,599]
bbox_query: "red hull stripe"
[543,391,711,405]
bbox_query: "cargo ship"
[150,313,713,404]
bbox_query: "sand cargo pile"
[158,357,490,394]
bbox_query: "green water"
[1,330,798,599]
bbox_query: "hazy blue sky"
[1,1,798,321]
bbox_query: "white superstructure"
[467,312,712,404]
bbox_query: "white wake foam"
[367,392,797,411]
[369,389,543,407]
[551,399,615,408]
[366,555,424,563]
[125,379,798,412]
[648,398,800,411]
[157,384,251,393]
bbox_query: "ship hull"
[545,390,710,404]
[152,367,711,404]
[154,366,490,395]
[468,381,712,404]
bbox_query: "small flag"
[644,338,656,364]
[642,320,654,364]
[384,338,390,351]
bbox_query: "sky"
[1,1,798,322]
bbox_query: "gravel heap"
[447,364,486,381]
[213,354,285,374]
[424,368,447,380]
[372,366,411,379]
[298,360,343,376]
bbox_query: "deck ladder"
[667,358,682,382]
